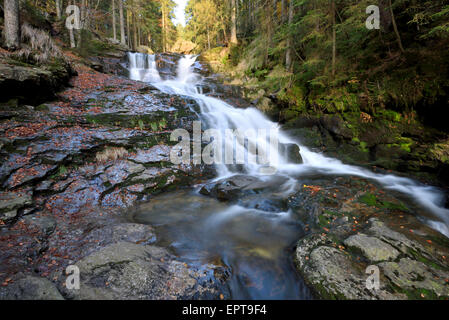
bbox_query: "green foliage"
[193,0,449,129]
[185,0,228,50]
[359,193,377,207]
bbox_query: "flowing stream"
[126,52,449,299]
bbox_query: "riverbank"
[0,51,228,299]
[1,47,449,300]
[200,47,449,189]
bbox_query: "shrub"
[10,23,63,65]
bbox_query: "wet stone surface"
[0,57,224,300]
[289,175,449,299]
[1,53,449,300]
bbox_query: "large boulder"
[57,242,225,300]
[0,59,74,105]
[171,39,197,54]
[0,276,64,300]
[290,175,449,300]
[200,175,290,202]
[280,143,303,164]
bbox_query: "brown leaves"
[1,278,12,287]
[303,185,322,196]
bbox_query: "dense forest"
[2,1,448,126]
[1,0,449,302]
[188,1,449,127]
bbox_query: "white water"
[129,53,449,237]
[128,52,161,83]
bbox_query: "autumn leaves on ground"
[0,0,449,300]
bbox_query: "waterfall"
[128,53,449,237]
[127,52,161,82]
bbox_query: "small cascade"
[127,52,161,82]
[128,53,449,236]
[128,53,449,299]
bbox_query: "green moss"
[380,201,409,212]
[359,193,378,207]
[378,110,402,122]
[359,141,369,153]
[359,192,409,212]
[35,104,50,112]
[407,248,449,272]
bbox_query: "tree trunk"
[281,0,287,24]
[331,0,336,77]
[4,0,20,50]
[132,9,137,51]
[76,0,85,48]
[112,0,117,41]
[127,8,131,47]
[56,0,62,19]
[119,0,126,45]
[388,0,405,53]
[162,5,166,52]
[207,24,211,50]
[137,20,141,47]
[285,0,294,70]
[69,0,76,48]
[272,0,278,25]
[230,0,238,45]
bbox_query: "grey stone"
[295,234,405,300]
[0,276,64,300]
[0,191,32,220]
[59,242,221,300]
[280,143,303,164]
[22,215,57,236]
[379,258,449,298]
[128,145,171,164]
[344,234,400,262]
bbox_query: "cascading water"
[127,52,161,83]
[129,53,449,237]
[128,53,449,299]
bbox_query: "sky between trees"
[173,0,187,26]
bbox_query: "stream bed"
[125,52,449,299]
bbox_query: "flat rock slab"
[128,145,171,164]
[344,234,400,262]
[57,242,223,300]
[0,191,32,220]
[379,258,449,298]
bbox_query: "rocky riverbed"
[0,52,448,300]
[0,53,228,299]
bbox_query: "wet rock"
[101,161,145,187]
[85,223,156,246]
[58,242,222,300]
[379,258,449,298]
[5,164,57,189]
[22,215,57,237]
[319,115,353,140]
[0,60,73,105]
[280,143,303,164]
[87,56,128,76]
[295,234,404,300]
[130,167,171,183]
[128,145,171,164]
[200,175,290,202]
[344,234,400,262]
[238,196,288,213]
[0,191,32,220]
[291,176,449,299]
[0,276,64,300]
[200,175,261,201]
[156,53,182,79]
